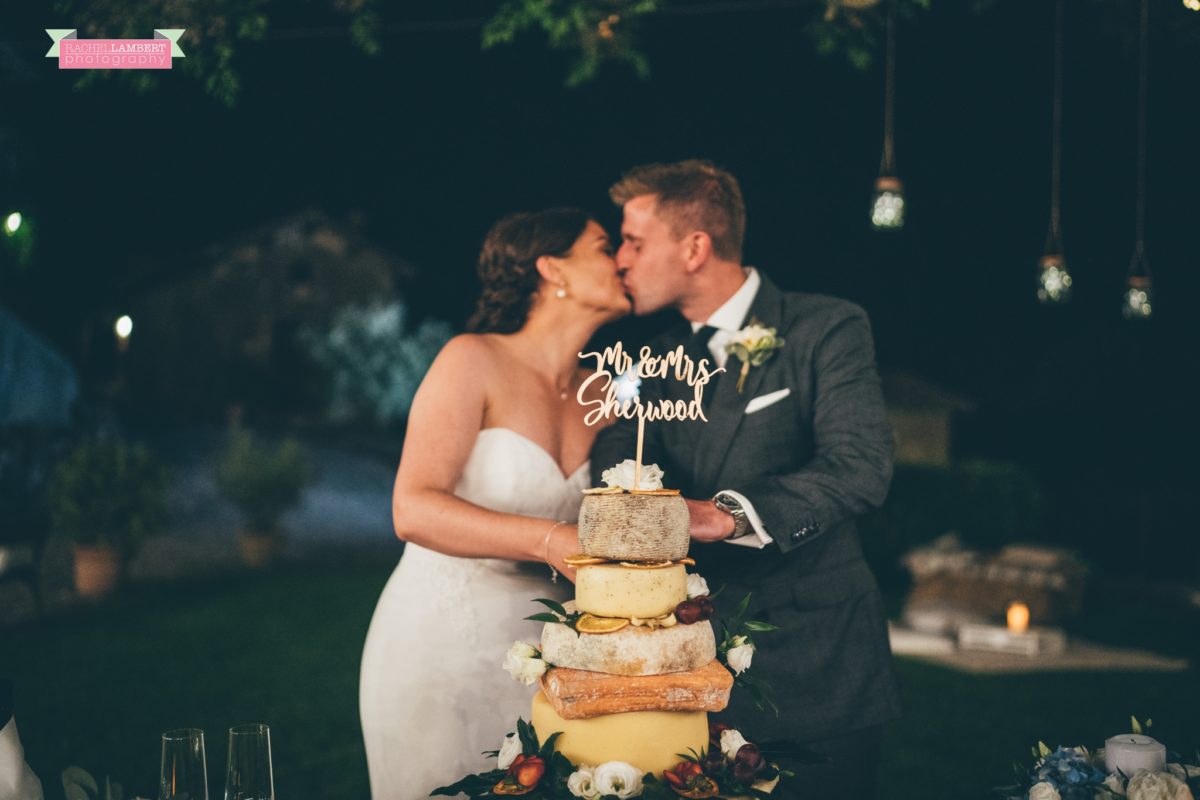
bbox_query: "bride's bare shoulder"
[432,333,503,369]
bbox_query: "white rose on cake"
[496,733,522,770]
[686,573,709,599]
[503,641,547,685]
[601,460,664,491]
[567,764,600,800]
[592,761,644,798]
[720,728,750,761]
[726,635,755,675]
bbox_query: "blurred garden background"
[2,0,1199,797]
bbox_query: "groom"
[591,160,901,799]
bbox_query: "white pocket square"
[744,387,791,415]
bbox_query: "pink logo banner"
[46,30,186,70]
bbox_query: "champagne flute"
[224,723,274,800]
[159,728,209,800]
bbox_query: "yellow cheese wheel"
[530,690,709,776]
[574,563,687,619]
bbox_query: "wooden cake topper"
[577,341,724,488]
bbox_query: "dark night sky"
[2,0,1199,551]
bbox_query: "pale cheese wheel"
[578,493,690,561]
[541,617,716,676]
[575,563,687,619]
[531,690,709,777]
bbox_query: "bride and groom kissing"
[359,159,901,800]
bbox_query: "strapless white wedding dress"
[360,428,585,800]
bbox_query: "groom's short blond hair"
[609,159,746,262]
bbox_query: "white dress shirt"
[691,268,776,550]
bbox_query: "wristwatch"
[712,493,752,540]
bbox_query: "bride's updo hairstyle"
[466,207,592,334]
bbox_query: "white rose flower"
[1027,781,1061,800]
[601,459,664,491]
[1126,769,1192,800]
[686,573,710,599]
[720,729,750,761]
[726,636,755,675]
[593,761,643,798]
[1104,774,1128,797]
[496,733,522,770]
[567,765,600,800]
[503,641,547,685]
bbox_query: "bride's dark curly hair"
[466,208,592,334]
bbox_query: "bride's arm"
[391,335,578,577]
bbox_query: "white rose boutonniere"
[503,641,548,685]
[601,459,664,491]
[725,317,784,393]
[592,761,643,798]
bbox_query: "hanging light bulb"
[1038,254,1072,305]
[871,176,906,229]
[1184,0,1200,11]
[3,212,21,235]
[1122,274,1153,320]
[1038,0,1072,305]
[871,0,905,231]
[1123,0,1154,321]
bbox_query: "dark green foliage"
[46,439,168,553]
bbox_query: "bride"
[359,208,631,800]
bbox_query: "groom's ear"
[682,231,713,274]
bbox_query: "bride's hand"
[546,523,580,584]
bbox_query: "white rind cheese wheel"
[541,618,717,676]
[578,493,690,562]
[574,563,687,619]
[531,690,709,777]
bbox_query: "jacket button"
[791,528,806,542]
[811,522,821,533]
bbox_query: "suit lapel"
[691,274,785,491]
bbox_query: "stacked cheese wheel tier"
[531,690,709,777]
[574,562,687,619]
[541,617,716,676]
[578,493,690,562]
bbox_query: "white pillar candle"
[1104,734,1166,776]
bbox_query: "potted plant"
[47,439,168,600]
[216,426,312,567]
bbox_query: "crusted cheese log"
[541,617,716,676]
[578,493,690,562]
[575,562,687,619]
[539,660,733,719]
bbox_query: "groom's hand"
[685,498,735,542]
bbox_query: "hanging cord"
[1045,0,1065,253]
[880,0,897,176]
[1131,0,1150,270]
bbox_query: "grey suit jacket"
[590,272,902,742]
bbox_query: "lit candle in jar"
[1007,602,1030,634]
[1104,734,1166,776]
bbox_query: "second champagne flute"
[224,723,274,800]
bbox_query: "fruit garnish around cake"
[575,613,630,634]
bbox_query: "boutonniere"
[724,317,785,393]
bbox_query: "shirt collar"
[691,267,761,333]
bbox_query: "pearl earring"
[555,286,568,299]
